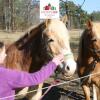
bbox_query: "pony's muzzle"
[59,59,77,77]
[65,59,77,76]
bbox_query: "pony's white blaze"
[61,49,76,76]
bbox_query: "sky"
[70,0,100,14]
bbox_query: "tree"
[60,1,89,29]
[90,11,100,21]
[0,0,93,31]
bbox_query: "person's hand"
[52,54,64,66]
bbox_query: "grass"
[0,31,24,44]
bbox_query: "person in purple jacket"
[0,41,64,100]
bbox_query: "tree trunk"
[10,0,15,31]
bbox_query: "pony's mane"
[5,21,48,70]
[77,28,92,62]
[77,30,86,63]
[14,22,45,49]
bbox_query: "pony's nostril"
[66,66,70,70]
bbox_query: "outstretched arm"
[1,61,56,89]
[1,54,64,89]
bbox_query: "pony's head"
[82,20,100,60]
[43,19,76,77]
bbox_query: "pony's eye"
[48,39,54,43]
[91,38,97,42]
[92,39,96,42]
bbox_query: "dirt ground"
[0,29,93,100]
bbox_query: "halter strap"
[64,53,74,59]
[89,48,100,54]
[81,55,100,85]
[47,52,74,60]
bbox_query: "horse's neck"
[78,48,95,69]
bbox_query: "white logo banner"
[40,0,59,19]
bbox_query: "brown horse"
[77,20,100,100]
[5,19,76,100]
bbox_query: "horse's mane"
[5,21,52,71]
[14,22,45,50]
[77,27,93,65]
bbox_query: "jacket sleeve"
[4,61,57,89]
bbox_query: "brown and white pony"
[77,20,100,100]
[5,19,76,100]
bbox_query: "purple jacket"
[0,61,57,100]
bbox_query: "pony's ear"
[45,19,51,27]
[86,20,93,29]
[60,14,68,24]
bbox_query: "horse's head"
[42,19,76,77]
[82,20,100,60]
